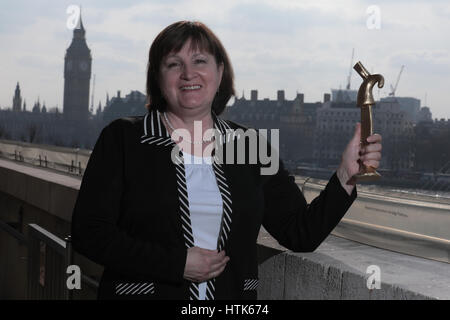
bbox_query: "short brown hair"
[146,21,235,115]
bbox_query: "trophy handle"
[354,62,384,107]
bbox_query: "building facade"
[223,90,319,166]
[101,90,147,124]
[314,90,416,171]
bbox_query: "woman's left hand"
[337,122,382,195]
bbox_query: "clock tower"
[63,11,92,122]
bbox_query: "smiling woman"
[146,21,235,115]
[158,39,224,117]
[71,20,381,301]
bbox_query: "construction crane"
[346,48,354,90]
[389,65,404,96]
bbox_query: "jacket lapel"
[140,108,233,145]
[140,109,175,147]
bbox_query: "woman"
[71,21,382,300]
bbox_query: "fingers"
[207,248,226,265]
[362,159,380,169]
[359,133,382,169]
[205,250,229,280]
[367,133,382,143]
[196,248,228,267]
[360,143,382,156]
[359,146,380,163]
[185,248,230,282]
[360,153,381,163]
[210,254,230,273]
[208,259,228,279]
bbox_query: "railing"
[0,139,90,176]
[0,219,99,299]
[27,224,73,300]
[0,219,26,244]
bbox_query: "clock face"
[79,61,88,71]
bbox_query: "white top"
[183,151,223,300]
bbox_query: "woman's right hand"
[183,247,230,282]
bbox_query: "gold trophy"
[353,61,384,181]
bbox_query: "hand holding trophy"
[353,61,384,182]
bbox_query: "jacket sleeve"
[261,157,357,252]
[71,120,187,284]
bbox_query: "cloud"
[389,50,450,75]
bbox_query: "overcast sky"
[1,0,449,119]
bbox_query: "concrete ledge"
[0,158,80,222]
[257,228,450,300]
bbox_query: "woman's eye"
[194,59,206,64]
[167,62,180,68]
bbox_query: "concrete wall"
[257,229,449,299]
[1,158,449,300]
[0,159,101,299]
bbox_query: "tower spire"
[77,5,85,31]
[13,81,22,111]
[73,5,86,39]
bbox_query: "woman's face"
[159,39,223,114]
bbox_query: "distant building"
[314,96,415,171]
[414,118,450,172]
[380,96,421,123]
[0,9,102,150]
[223,90,319,164]
[331,89,357,103]
[12,82,22,112]
[417,106,432,122]
[313,89,361,168]
[314,100,360,167]
[102,90,147,124]
[32,98,41,113]
[375,99,415,171]
[63,11,92,123]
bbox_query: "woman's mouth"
[180,85,202,91]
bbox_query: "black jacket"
[71,108,357,300]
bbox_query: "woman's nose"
[181,63,196,80]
